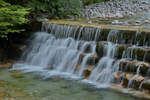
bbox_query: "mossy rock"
[119,60,137,73]
[135,48,145,61]
[108,30,136,44]
[134,32,146,46]
[98,29,110,41]
[96,42,106,58]
[142,80,150,92]
[114,45,128,59]
[140,63,150,75]
[83,69,91,79]
[144,50,150,62]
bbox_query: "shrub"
[28,0,82,18]
[0,0,29,38]
[83,0,109,5]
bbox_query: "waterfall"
[12,22,150,91]
[88,42,120,85]
[78,43,96,76]
[127,62,143,88]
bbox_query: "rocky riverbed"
[83,0,150,19]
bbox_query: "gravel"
[83,0,150,19]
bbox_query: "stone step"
[96,42,150,63]
[113,72,150,93]
[119,59,150,76]
[79,53,99,65]
[140,79,150,93]
[113,72,145,90]
[107,31,150,46]
[122,46,150,63]
[42,21,150,46]
[78,54,150,77]
[82,65,95,79]
[76,64,95,78]
[96,41,131,59]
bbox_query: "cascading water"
[88,38,120,85]
[78,43,96,76]
[13,23,100,80]
[127,62,143,88]
[12,22,150,93]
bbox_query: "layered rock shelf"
[22,20,150,99]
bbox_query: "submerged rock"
[11,73,24,79]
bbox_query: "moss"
[11,73,24,79]
[134,32,146,46]
[142,80,150,92]
[96,42,105,58]
[144,50,150,62]
[98,29,110,41]
[115,45,126,59]
[116,30,136,44]
[119,60,138,73]
[135,48,145,61]
[140,64,149,75]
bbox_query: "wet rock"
[82,65,95,78]
[83,69,91,79]
[0,62,12,69]
[142,79,150,93]
[119,60,150,76]
[96,41,107,58]
[96,41,130,59]
[144,50,150,62]
[114,44,130,59]
[118,73,144,89]
[144,20,150,24]
[77,64,95,77]
[135,32,150,46]
[113,72,123,83]
[121,73,133,88]
[79,53,99,65]
[123,46,150,62]
[98,29,110,41]
[107,30,136,44]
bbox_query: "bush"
[83,0,109,5]
[28,0,82,18]
[0,0,29,38]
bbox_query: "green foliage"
[0,0,29,38]
[83,0,109,5]
[28,0,82,18]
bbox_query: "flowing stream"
[11,22,150,99]
[13,23,121,86]
[0,70,142,100]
